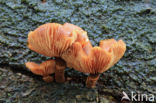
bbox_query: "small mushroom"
[62,39,126,88]
[25,60,55,82]
[42,0,46,3]
[26,23,88,83]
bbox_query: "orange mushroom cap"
[59,23,89,45]
[25,60,56,76]
[62,39,126,74]
[99,39,126,69]
[27,23,88,57]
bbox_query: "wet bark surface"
[0,0,156,103]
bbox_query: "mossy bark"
[0,0,155,102]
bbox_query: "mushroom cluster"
[26,23,126,88]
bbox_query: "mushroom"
[26,23,88,83]
[62,39,126,88]
[26,22,126,88]
[25,60,55,82]
[42,0,46,3]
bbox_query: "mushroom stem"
[55,58,66,83]
[43,75,54,82]
[86,73,100,88]
[42,0,46,3]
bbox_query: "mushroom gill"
[99,39,126,71]
[83,39,126,74]
[61,41,92,73]
[27,23,78,57]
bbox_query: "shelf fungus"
[25,22,126,88]
[26,23,89,83]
